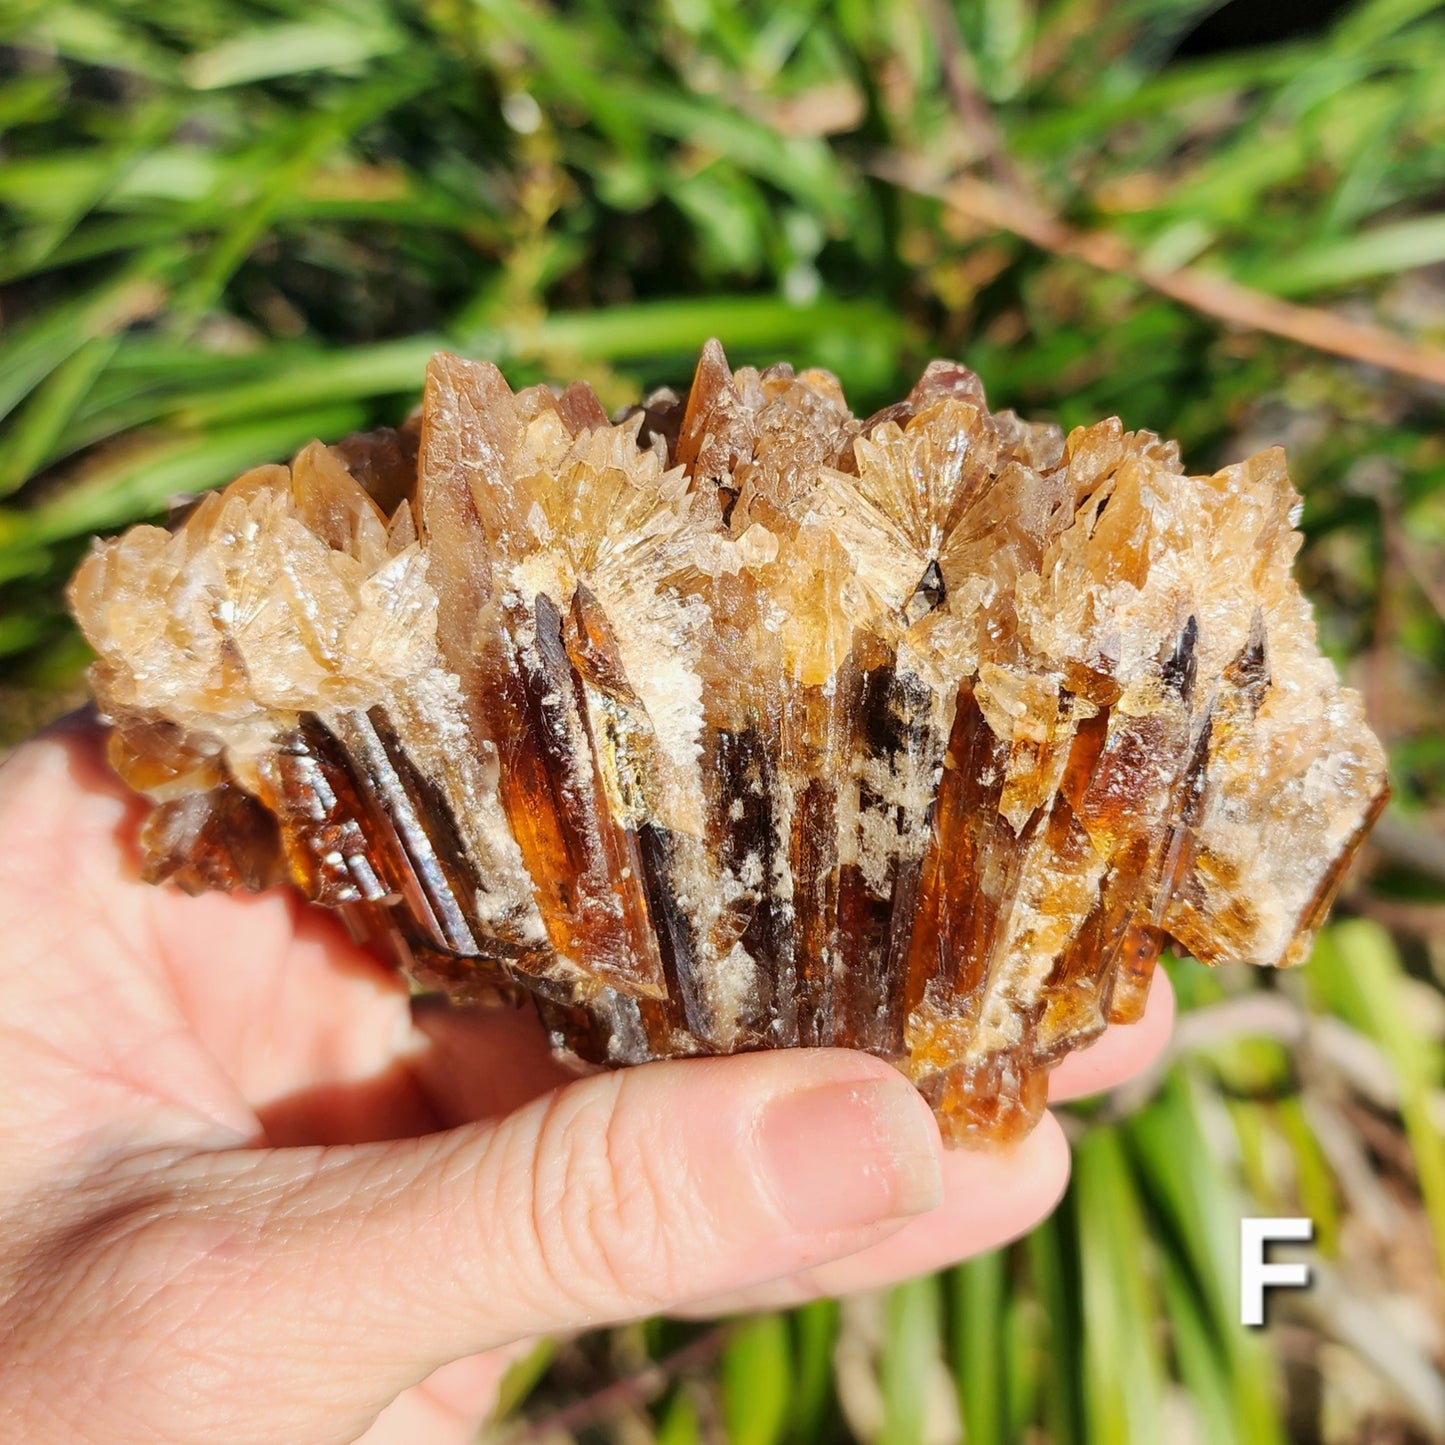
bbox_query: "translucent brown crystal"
[68,342,1389,1146]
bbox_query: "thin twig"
[1169,992,1307,1051]
[1302,1261,1445,1433]
[499,1326,733,1444]
[1370,813,1445,884]
[901,7,1445,386]
[1398,531,1445,626]
[922,0,1029,194]
[1078,990,1441,1127]
[1302,1093,1402,1239]
[876,161,1445,390]
[879,16,1445,391]
[1354,893,1445,942]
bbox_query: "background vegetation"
[2,0,1443,1439]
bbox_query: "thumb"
[32,1050,944,1443]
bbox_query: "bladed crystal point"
[68,344,1389,1146]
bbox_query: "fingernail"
[758,1075,944,1233]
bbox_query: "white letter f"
[1240,1216,1312,1326]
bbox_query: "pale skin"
[0,717,1173,1444]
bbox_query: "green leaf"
[27,404,370,543]
[880,1275,945,1445]
[952,1250,1007,1445]
[488,1336,557,1424]
[1249,215,1445,295]
[0,547,52,586]
[0,273,166,425]
[0,612,51,656]
[1128,1074,1285,1445]
[787,1299,838,1443]
[658,1387,704,1445]
[1332,0,1445,48]
[1310,921,1445,1276]
[622,85,853,226]
[182,21,407,89]
[176,338,444,425]
[1160,1251,1239,1445]
[171,74,431,321]
[1075,1128,1167,1445]
[462,0,646,150]
[1027,1215,1083,1445]
[722,1314,791,1445]
[516,295,911,375]
[0,335,121,497]
[12,4,179,80]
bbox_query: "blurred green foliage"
[3,0,1444,1439]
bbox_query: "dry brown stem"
[887,20,1445,391]
[879,162,1445,390]
[501,1328,732,1444]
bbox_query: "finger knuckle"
[523,1076,679,1315]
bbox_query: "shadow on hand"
[255,997,583,1147]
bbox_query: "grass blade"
[1249,215,1445,295]
[27,404,370,543]
[951,1250,1006,1445]
[787,1299,838,1443]
[0,335,121,497]
[1128,1073,1286,1445]
[880,1275,946,1445]
[1310,921,1445,1276]
[1026,1214,1082,1445]
[182,20,407,89]
[722,1314,791,1445]
[1074,1127,1167,1445]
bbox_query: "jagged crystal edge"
[68,342,1390,1147]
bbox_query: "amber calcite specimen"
[68,343,1389,1145]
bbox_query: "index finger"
[1046,968,1175,1103]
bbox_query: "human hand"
[0,717,1172,1445]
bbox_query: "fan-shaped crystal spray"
[69,343,1388,1146]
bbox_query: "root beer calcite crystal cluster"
[68,343,1389,1145]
